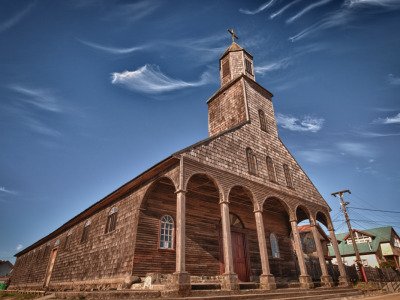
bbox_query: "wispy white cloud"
[239,0,276,15]
[373,107,398,112]
[107,0,160,23]
[289,9,353,41]
[111,64,211,94]
[24,117,61,137]
[0,2,35,33]
[77,39,146,54]
[336,142,375,158]
[169,34,227,64]
[6,84,63,137]
[387,74,400,85]
[287,0,334,23]
[297,149,336,163]
[346,0,400,8]
[255,58,291,75]
[9,85,61,113]
[270,0,304,19]
[373,112,400,124]
[290,0,400,41]
[16,244,23,251]
[356,165,378,175]
[276,113,324,132]
[358,131,400,137]
[0,186,17,195]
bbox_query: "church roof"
[220,42,253,59]
[207,74,273,104]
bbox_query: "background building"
[328,226,400,269]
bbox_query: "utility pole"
[331,189,368,282]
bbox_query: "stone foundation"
[298,275,314,289]
[320,275,334,287]
[220,273,239,290]
[259,274,276,290]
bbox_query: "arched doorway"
[222,213,249,282]
[263,197,296,283]
[226,186,255,282]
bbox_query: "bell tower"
[220,29,255,86]
[208,30,259,137]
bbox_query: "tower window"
[266,156,276,182]
[222,60,230,78]
[81,220,91,243]
[246,148,257,175]
[245,59,253,75]
[105,207,118,234]
[270,233,280,258]
[283,164,293,188]
[258,109,267,132]
[159,215,174,249]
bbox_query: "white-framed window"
[159,215,174,249]
[394,237,400,248]
[346,231,372,244]
[270,233,280,258]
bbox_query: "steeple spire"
[227,28,238,43]
[219,31,255,86]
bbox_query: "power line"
[348,206,400,214]
[350,193,400,224]
[336,218,400,225]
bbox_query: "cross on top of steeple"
[227,28,238,43]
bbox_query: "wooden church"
[9,33,350,293]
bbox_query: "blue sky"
[1,0,400,262]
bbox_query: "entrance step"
[239,282,259,290]
[187,287,363,300]
[191,283,221,290]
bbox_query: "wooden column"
[328,226,350,287]
[254,209,276,290]
[171,158,190,295]
[310,223,333,287]
[290,219,313,289]
[175,189,186,273]
[220,198,239,290]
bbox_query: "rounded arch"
[315,210,330,229]
[262,196,291,216]
[185,172,222,277]
[133,175,177,276]
[184,172,222,199]
[227,184,256,206]
[294,204,312,224]
[184,172,222,194]
[140,176,177,209]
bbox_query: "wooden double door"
[220,230,250,282]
